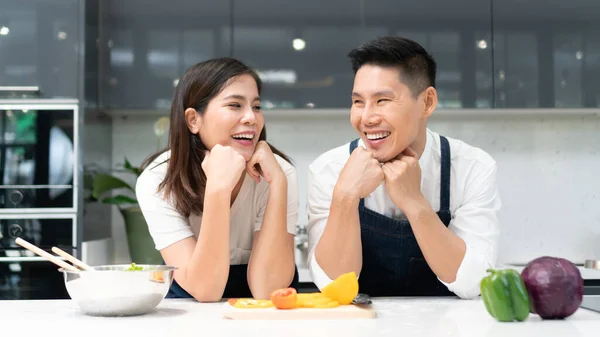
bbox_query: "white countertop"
[7,297,600,336]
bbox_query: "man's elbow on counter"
[449,284,482,300]
[443,267,489,300]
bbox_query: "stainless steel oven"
[0,100,79,213]
[0,99,80,300]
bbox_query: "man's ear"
[421,86,438,119]
[185,108,201,134]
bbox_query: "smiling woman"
[135,57,299,302]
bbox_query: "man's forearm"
[405,198,466,283]
[314,187,362,280]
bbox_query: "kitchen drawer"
[0,260,69,300]
[0,214,77,262]
[0,214,75,299]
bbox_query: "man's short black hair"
[348,36,437,97]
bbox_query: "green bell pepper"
[480,268,530,322]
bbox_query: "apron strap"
[349,138,359,153]
[439,135,451,212]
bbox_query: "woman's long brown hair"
[140,57,291,218]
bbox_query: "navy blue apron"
[350,135,455,297]
[166,263,300,299]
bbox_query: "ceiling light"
[293,38,306,51]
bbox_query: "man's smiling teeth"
[232,134,254,140]
[366,132,390,140]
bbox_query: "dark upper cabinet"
[99,0,231,110]
[367,0,494,109]
[84,0,100,109]
[232,0,366,109]
[493,0,600,108]
[87,0,600,110]
[232,0,493,109]
[0,0,81,99]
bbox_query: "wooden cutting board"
[222,302,376,320]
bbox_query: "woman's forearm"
[181,184,232,302]
[247,175,295,299]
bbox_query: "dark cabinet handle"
[0,86,40,93]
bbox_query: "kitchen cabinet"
[366,0,493,109]
[84,0,100,109]
[492,0,600,108]
[99,0,232,110]
[0,214,76,300]
[232,0,367,109]
[0,0,81,99]
[232,0,493,109]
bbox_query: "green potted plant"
[89,159,162,265]
[87,117,170,265]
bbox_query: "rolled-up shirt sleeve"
[440,162,501,299]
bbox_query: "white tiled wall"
[107,111,600,266]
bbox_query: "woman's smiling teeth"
[366,132,390,140]
[232,133,254,140]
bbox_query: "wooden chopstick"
[51,246,93,271]
[15,238,79,272]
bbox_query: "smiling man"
[306,36,501,299]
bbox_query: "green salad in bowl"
[126,263,145,271]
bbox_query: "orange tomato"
[270,287,298,309]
